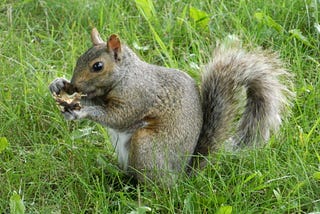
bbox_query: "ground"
[0,0,319,213]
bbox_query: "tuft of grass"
[0,0,319,213]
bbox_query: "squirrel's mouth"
[85,89,104,99]
[77,86,111,100]
[83,91,95,99]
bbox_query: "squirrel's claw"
[62,106,89,121]
[49,78,70,95]
[62,109,78,121]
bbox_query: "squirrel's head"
[70,28,123,98]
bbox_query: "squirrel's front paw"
[62,109,79,120]
[49,77,75,95]
[49,78,69,94]
[62,108,88,121]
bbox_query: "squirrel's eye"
[92,61,104,72]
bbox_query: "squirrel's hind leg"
[127,128,182,185]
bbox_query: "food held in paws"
[53,91,82,112]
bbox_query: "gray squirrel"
[49,28,292,184]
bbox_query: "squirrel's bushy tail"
[194,43,293,157]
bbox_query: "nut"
[53,91,83,112]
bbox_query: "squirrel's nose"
[64,82,77,94]
[69,78,78,91]
[73,86,79,93]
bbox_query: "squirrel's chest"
[107,128,132,170]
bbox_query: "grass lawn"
[0,0,319,213]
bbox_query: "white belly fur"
[108,128,132,170]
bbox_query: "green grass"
[0,0,319,213]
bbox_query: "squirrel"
[49,28,292,184]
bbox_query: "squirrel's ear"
[107,34,121,61]
[91,28,104,46]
